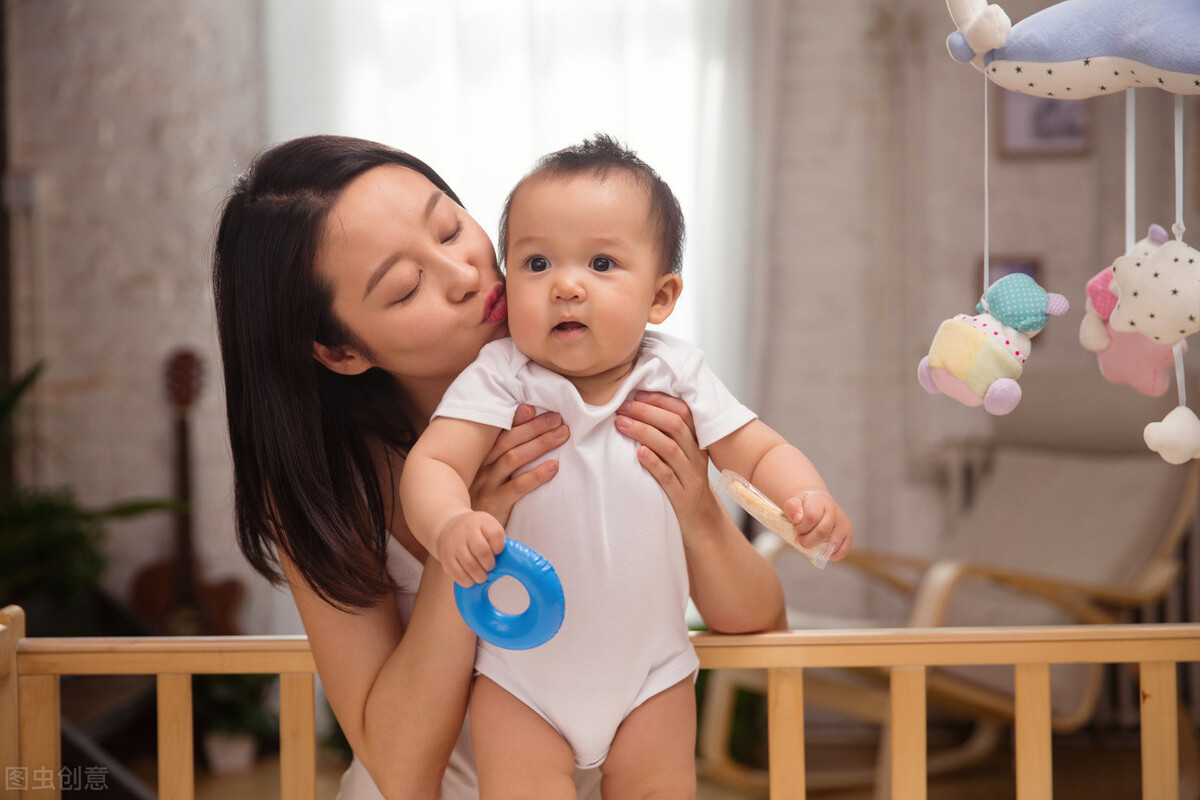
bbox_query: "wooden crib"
[2,604,1198,799]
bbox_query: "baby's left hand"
[781,492,853,561]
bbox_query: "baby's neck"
[563,360,638,406]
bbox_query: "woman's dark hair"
[498,133,686,275]
[213,135,463,610]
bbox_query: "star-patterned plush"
[1079,225,1187,396]
[1144,405,1200,464]
[1109,238,1200,345]
[947,0,1200,98]
[918,273,1069,415]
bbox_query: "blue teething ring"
[454,539,565,650]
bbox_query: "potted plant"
[193,673,279,774]
[0,363,174,634]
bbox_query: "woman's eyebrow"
[363,252,401,299]
[363,190,443,299]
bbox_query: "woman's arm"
[282,549,474,800]
[291,408,566,798]
[615,392,786,633]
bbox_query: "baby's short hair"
[499,133,685,275]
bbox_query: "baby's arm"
[399,417,508,585]
[708,420,853,560]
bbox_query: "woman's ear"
[312,341,371,375]
[647,273,683,325]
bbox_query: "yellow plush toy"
[917,273,1069,415]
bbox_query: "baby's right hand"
[437,511,507,587]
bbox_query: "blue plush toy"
[946,0,1200,98]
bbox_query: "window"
[266,0,760,395]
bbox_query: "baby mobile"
[920,0,1200,465]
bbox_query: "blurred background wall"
[3,0,1197,637]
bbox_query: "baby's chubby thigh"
[599,676,698,799]
[470,675,577,799]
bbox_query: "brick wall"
[5,1,275,632]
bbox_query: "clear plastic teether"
[716,470,839,569]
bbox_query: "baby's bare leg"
[470,675,577,800]
[600,677,697,799]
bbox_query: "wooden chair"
[697,374,1200,795]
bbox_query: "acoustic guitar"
[132,349,244,636]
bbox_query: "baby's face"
[504,171,680,384]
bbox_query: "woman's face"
[314,165,508,397]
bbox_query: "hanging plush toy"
[1109,236,1200,344]
[918,273,1069,415]
[946,0,1200,99]
[1079,224,1188,397]
[944,0,1200,462]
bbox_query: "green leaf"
[95,498,185,518]
[0,362,44,442]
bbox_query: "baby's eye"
[590,256,612,273]
[528,256,550,273]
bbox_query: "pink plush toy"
[1079,224,1187,397]
[918,273,1069,415]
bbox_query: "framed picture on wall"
[998,91,1092,158]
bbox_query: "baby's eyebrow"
[509,234,546,250]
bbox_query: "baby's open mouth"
[554,321,586,332]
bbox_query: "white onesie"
[434,331,756,768]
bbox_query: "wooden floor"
[179,733,1147,799]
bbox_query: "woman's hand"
[614,391,725,544]
[470,404,569,526]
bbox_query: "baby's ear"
[648,273,683,325]
[312,341,372,375]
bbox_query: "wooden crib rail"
[3,604,1200,799]
[694,625,1200,799]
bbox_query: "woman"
[212,134,784,799]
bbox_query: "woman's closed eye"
[394,270,423,305]
[441,220,463,244]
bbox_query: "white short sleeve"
[432,338,526,430]
[641,333,756,449]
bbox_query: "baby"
[400,134,852,797]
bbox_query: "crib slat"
[280,672,317,800]
[767,668,806,799]
[1014,662,1052,799]
[157,674,194,800]
[890,666,927,800]
[0,607,22,800]
[18,674,61,799]
[1140,661,1179,799]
